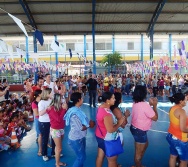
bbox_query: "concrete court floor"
[0,94,173,167]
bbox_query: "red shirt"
[32,101,39,118]
[32,85,41,92]
[46,106,66,129]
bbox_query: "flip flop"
[56,162,67,167]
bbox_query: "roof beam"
[1,0,188,4]
[2,30,188,36]
[2,21,188,26]
[25,0,188,3]
[1,11,188,16]
[19,0,37,29]
[147,0,166,35]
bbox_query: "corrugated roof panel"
[96,24,147,32]
[158,14,188,22]
[29,3,91,13]
[96,14,152,22]
[38,24,92,32]
[155,24,188,31]
[96,3,157,12]
[34,14,92,23]
[163,3,188,12]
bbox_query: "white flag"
[8,13,28,37]
[50,40,60,52]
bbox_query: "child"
[0,122,10,151]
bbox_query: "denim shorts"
[50,128,64,138]
[130,125,147,143]
[96,136,106,153]
[166,133,188,161]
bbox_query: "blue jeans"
[68,137,86,167]
[125,84,130,95]
[34,117,41,138]
[39,122,50,156]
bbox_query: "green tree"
[101,52,122,69]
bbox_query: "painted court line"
[149,129,168,134]
[157,120,169,123]
[157,107,169,115]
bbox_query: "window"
[106,43,112,50]
[127,42,134,50]
[38,44,48,51]
[66,43,75,51]
[153,42,162,50]
[96,43,105,50]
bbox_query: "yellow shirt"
[103,77,109,87]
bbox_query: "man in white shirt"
[43,73,57,95]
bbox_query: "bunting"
[8,13,28,37]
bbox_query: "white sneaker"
[42,156,49,161]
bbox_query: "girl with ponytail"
[167,93,188,167]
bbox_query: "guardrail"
[0,75,29,84]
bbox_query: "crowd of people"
[1,72,188,167]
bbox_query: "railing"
[0,75,29,84]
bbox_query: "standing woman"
[130,85,158,167]
[166,93,188,167]
[38,88,52,161]
[45,93,67,167]
[31,89,42,156]
[110,92,130,144]
[95,92,126,167]
[64,92,95,167]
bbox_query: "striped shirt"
[68,115,87,140]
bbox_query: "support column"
[169,34,172,61]
[25,36,29,78]
[33,33,38,84]
[26,36,29,64]
[141,34,144,62]
[84,34,87,75]
[149,29,154,60]
[92,0,96,74]
[112,34,115,54]
[54,35,58,78]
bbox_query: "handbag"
[103,136,124,157]
[96,110,124,157]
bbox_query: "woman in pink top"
[95,92,126,167]
[31,89,42,156]
[130,85,158,167]
[42,93,67,167]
